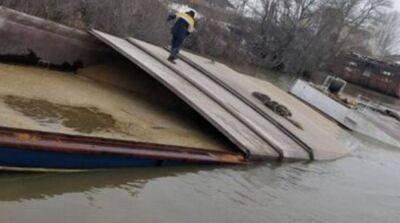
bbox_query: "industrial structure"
[330,53,400,98]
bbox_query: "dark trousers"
[170,34,186,59]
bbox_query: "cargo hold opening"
[0,53,239,154]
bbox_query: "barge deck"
[0,6,355,171]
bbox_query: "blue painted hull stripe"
[0,147,184,169]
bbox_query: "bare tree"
[230,0,392,74]
[0,0,395,76]
[371,11,400,58]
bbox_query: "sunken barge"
[0,7,352,171]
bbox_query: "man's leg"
[169,35,184,61]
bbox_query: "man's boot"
[167,55,176,64]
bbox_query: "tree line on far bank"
[0,0,399,76]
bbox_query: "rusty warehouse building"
[330,53,400,98]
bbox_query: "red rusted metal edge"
[0,127,246,165]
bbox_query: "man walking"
[167,10,196,64]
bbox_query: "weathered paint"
[0,147,164,169]
[0,127,245,170]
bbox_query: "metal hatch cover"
[90,30,318,160]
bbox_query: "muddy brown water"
[0,73,399,223]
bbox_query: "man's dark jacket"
[168,14,191,40]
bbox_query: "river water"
[0,74,399,223]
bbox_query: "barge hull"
[0,127,245,171]
[0,147,172,170]
[0,6,110,66]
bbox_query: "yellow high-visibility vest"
[176,13,195,33]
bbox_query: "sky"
[395,0,400,12]
[393,1,400,54]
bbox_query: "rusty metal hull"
[0,6,110,66]
[0,127,245,171]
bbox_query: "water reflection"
[0,166,217,202]
[0,128,359,204]
[0,137,399,223]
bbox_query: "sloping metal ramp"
[90,30,350,161]
[176,51,351,160]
